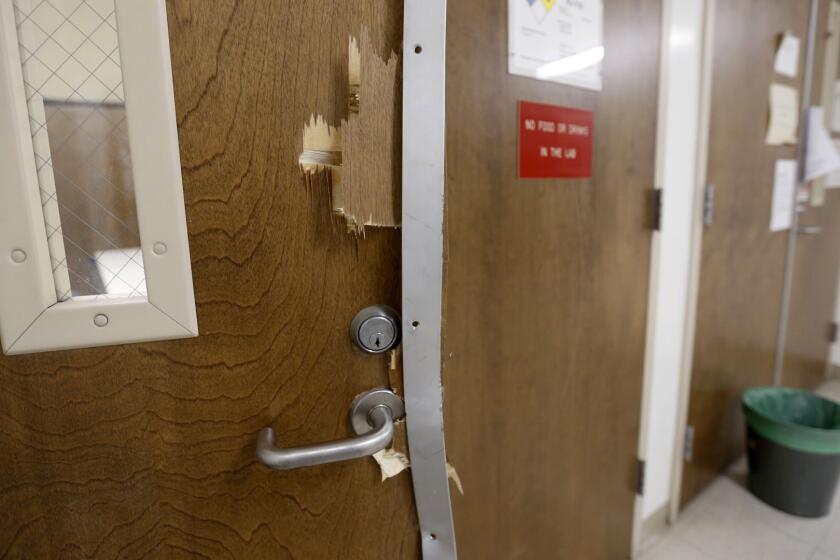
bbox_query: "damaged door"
[0,1,420,558]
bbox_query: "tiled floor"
[639,381,840,560]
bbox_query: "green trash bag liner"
[743,387,840,455]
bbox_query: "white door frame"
[666,0,717,525]
[631,0,674,551]
[631,0,717,551]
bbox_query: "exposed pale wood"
[300,114,343,167]
[300,115,344,235]
[0,2,418,558]
[441,0,661,558]
[681,0,810,507]
[337,29,401,233]
[298,30,401,236]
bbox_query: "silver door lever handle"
[256,388,405,471]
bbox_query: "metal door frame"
[402,1,457,559]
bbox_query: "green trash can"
[742,387,840,518]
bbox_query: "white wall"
[641,0,706,520]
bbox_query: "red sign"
[518,101,594,179]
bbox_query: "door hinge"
[703,184,715,226]
[652,188,664,231]
[635,459,646,496]
[830,322,839,343]
[683,425,695,462]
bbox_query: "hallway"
[640,382,840,560]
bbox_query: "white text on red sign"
[539,147,578,159]
[524,119,590,136]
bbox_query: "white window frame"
[0,0,197,355]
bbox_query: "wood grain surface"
[681,0,810,507]
[441,0,661,558]
[0,2,419,558]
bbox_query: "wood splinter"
[298,28,401,235]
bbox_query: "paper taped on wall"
[773,32,800,78]
[770,159,797,232]
[805,107,840,182]
[766,84,799,146]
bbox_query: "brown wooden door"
[680,0,812,506]
[441,1,662,558]
[0,2,419,558]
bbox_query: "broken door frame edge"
[401,1,457,559]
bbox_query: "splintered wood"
[372,349,464,494]
[373,348,410,480]
[300,116,342,231]
[339,32,401,232]
[299,29,401,235]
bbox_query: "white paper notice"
[766,84,799,146]
[773,32,800,78]
[805,107,840,181]
[770,160,797,232]
[508,0,604,91]
[825,141,840,188]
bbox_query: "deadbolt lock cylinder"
[350,305,401,354]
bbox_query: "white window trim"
[0,0,197,355]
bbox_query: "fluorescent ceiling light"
[535,46,605,80]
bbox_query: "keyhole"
[367,331,388,351]
[352,306,401,354]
